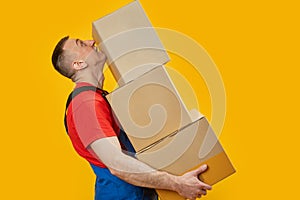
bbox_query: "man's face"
[63,38,106,67]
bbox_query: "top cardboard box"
[92,1,170,86]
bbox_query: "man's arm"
[90,137,212,200]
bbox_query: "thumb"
[193,164,208,175]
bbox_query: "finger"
[193,164,208,175]
[200,182,212,190]
[200,189,207,196]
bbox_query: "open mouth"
[93,46,99,52]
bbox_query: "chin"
[98,53,107,62]
[102,54,107,62]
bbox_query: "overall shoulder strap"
[64,86,98,134]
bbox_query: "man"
[51,36,212,200]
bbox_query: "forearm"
[90,137,212,199]
[90,137,179,192]
[109,153,212,199]
[109,151,178,191]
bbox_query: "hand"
[175,164,212,200]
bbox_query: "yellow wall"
[1,0,299,199]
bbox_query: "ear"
[72,60,88,70]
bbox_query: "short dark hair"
[51,36,73,78]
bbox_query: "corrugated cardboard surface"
[92,1,169,86]
[136,117,235,176]
[106,65,192,152]
[137,117,235,200]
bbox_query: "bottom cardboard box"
[136,117,235,200]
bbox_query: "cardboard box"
[92,1,170,86]
[136,117,236,200]
[106,65,193,152]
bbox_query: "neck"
[72,60,105,88]
[72,72,104,89]
[76,79,103,88]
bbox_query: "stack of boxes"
[92,1,235,199]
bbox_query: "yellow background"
[1,0,299,199]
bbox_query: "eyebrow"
[75,39,80,46]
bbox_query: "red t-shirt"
[66,82,120,168]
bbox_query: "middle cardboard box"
[106,65,193,152]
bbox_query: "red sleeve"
[72,96,117,148]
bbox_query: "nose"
[85,40,95,47]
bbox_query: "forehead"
[63,39,77,51]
